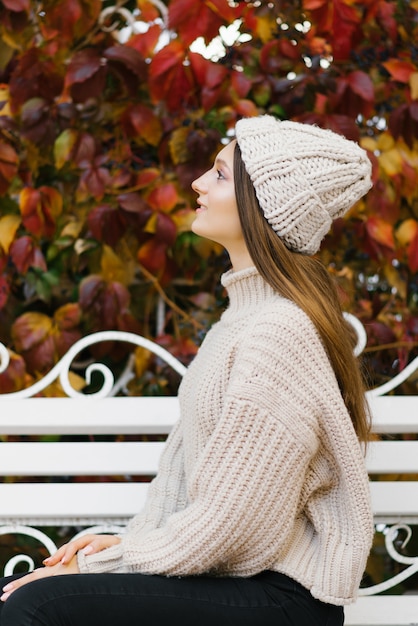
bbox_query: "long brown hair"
[234,143,370,443]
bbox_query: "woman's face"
[191,140,245,252]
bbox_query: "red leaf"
[102,282,131,326]
[147,183,179,212]
[121,103,162,145]
[150,40,186,78]
[127,24,162,58]
[134,168,160,189]
[138,239,167,274]
[366,217,395,250]
[12,312,53,352]
[169,0,238,45]
[70,66,107,103]
[346,71,374,102]
[169,0,210,45]
[54,303,82,331]
[78,275,104,310]
[389,104,418,148]
[0,142,18,194]
[20,97,56,144]
[79,276,132,331]
[377,0,397,41]
[3,0,30,10]
[19,186,63,238]
[9,48,63,112]
[53,304,82,357]
[41,0,101,41]
[0,351,27,393]
[189,53,227,88]
[78,165,111,201]
[231,70,252,98]
[205,0,239,21]
[117,193,150,214]
[87,205,126,246]
[155,213,177,245]
[65,49,102,87]
[382,59,416,83]
[150,46,193,110]
[10,236,47,273]
[136,0,160,21]
[235,99,259,118]
[73,133,96,166]
[21,97,49,127]
[104,45,147,81]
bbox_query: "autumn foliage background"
[0,0,417,395]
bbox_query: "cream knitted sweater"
[78,266,373,606]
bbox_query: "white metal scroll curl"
[0,525,127,576]
[358,523,418,596]
[0,341,10,375]
[0,526,58,576]
[343,312,368,357]
[366,356,418,398]
[0,331,186,399]
[98,0,168,33]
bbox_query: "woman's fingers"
[43,534,101,566]
[80,535,121,557]
[1,556,79,601]
[43,534,121,567]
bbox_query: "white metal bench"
[0,329,417,625]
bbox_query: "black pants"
[0,570,344,625]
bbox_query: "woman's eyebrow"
[214,157,230,171]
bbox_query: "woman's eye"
[216,170,224,180]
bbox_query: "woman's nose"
[191,173,206,194]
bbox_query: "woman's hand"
[43,534,121,566]
[1,555,79,602]
[0,535,121,602]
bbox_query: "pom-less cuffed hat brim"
[235,116,372,255]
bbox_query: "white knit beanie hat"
[235,115,372,255]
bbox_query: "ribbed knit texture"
[235,116,372,255]
[78,267,373,606]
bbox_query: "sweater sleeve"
[78,416,187,574]
[79,307,326,576]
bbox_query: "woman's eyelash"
[216,170,224,179]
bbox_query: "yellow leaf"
[256,15,276,43]
[0,214,20,253]
[383,264,406,300]
[144,212,158,234]
[379,148,403,176]
[0,85,11,117]
[60,218,83,239]
[398,139,418,168]
[169,126,190,165]
[54,129,78,169]
[0,31,21,51]
[360,137,377,152]
[100,244,130,284]
[134,346,151,378]
[41,372,86,397]
[396,219,418,246]
[193,236,223,259]
[172,208,195,233]
[410,72,418,100]
[376,133,395,152]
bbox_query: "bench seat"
[0,331,417,625]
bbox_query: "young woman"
[0,115,373,625]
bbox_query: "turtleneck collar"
[220,266,278,317]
